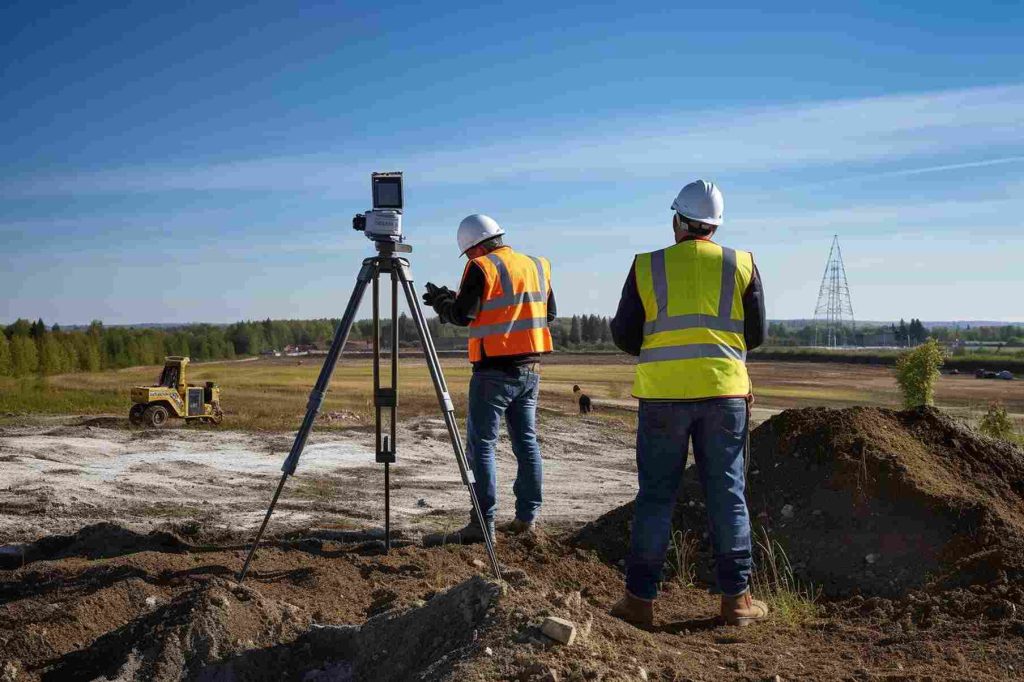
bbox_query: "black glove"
[422,282,455,309]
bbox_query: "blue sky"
[2,1,1022,325]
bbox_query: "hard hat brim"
[459,227,506,255]
[673,208,723,227]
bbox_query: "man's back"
[614,238,762,400]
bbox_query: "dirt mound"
[33,575,497,682]
[0,522,190,569]
[3,520,1024,680]
[575,406,1024,600]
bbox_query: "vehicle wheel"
[144,404,169,428]
[129,404,145,425]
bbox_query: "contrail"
[807,155,1024,188]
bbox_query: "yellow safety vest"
[632,239,754,399]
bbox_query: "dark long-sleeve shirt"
[434,259,557,371]
[610,252,765,357]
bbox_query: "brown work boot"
[500,518,536,535]
[720,590,769,626]
[609,591,654,629]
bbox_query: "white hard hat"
[671,180,724,226]
[457,214,505,255]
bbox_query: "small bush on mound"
[895,339,945,407]
[979,402,1018,442]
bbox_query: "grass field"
[2,355,1022,431]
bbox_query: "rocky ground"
[0,411,637,543]
[2,407,1024,681]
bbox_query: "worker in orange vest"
[422,214,556,546]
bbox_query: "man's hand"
[422,282,455,309]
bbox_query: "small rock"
[2,660,21,682]
[865,553,880,565]
[472,559,487,570]
[144,596,158,608]
[541,616,577,645]
[638,666,648,680]
[416,498,430,508]
[519,662,559,682]
[211,594,229,608]
[504,568,530,586]
[484,646,493,656]
[780,504,795,519]
[986,600,1017,620]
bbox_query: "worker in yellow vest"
[608,180,768,628]
[421,214,555,546]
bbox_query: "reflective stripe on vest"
[632,240,754,399]
[466,247,553,362]
[643,247,745,335]
[479,254,549,312]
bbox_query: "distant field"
[1,355,1022,430]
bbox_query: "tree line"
[767,319,1022,347]
[0,313,624,377]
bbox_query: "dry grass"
[667,529,699,588]
[5,355,1019,432]
[1,357,643,431]
[751,526,821,626]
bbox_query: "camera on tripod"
[353,171,404,243]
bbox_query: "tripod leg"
[394,259,502,582]
[386,268,399,552]
[237,258,376,583]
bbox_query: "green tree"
[0,332,11,375]
[7,318,32,337]
[10,335,39,376]
[894,339,945,407]
[29,318,47,339]
[39,335,72,375]
[569,315,582,345]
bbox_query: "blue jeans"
[626,398,752,599]
[466,367,543,523]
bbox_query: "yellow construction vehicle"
[128,356,223,427]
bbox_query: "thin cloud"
[3,83,1024,197]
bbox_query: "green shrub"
[979,402,1017,441]
[894,339,945,408]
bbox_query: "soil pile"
[0,523,190,570]
[575,406,1024,601]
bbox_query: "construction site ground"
[3,359,1024,681]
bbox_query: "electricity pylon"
[813,235,856,347]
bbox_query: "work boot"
[423,519,496,547]
[609,591,654,629]
[500,518,537,535]
[720,590,769,627]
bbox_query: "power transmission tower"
[813,235,856,347]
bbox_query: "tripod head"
[376,241,413,255]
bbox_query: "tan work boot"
[720,590,769,626]
[500,518,536,534]
[609,591,654,629]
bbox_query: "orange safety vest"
[463,246,553,363]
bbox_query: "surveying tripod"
[238,242,501,583]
